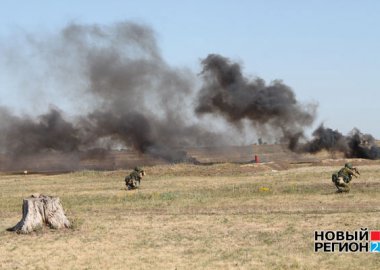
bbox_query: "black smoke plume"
[0,107,80,154]
[0,22,225,167]
[297,125,380,159]
[1,22,378,171]
[194,54,380,159]
[195,54,317,142]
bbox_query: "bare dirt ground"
[1,158,380,269]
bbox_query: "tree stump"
[7,194,71,234]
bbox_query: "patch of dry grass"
[1,162,380,269]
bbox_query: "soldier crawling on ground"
[332,163,360,193]
[125,167,145,190]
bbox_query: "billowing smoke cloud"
[0,107,80,154]
[296,125,380,159]
[1,22,378,171]
[194,54,380,160]
[195,54,317,142]
[0,22,225,166]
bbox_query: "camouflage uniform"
[125,167,145,190]
[332,163,359,193]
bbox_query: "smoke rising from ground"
[195,54,317,142]
[194,54,380,160]
[0,107,80,154]
[295,125,380,159]
[0,22,225,165]
[0,21,379,171]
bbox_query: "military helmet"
[345,163,353,169]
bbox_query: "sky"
[0,0,379,138]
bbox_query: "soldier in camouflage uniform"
[332,163,360,193]
[125,167,145,190]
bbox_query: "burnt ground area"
[1,144,379,174]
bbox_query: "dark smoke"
[297,125,380,159]
[0,107,80,154]
[1,22,378,171]
[195,54,317,141]
[194,54,380,159]
[0,22,225,167]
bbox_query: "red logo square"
[371,231,380,241]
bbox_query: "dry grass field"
[1,161,380,269]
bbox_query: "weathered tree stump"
[7,194,70,234]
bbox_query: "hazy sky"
[1,0,379,138]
